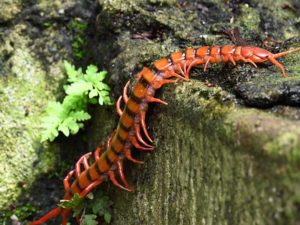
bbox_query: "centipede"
[30,45,300,225]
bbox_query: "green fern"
[58,193,83,209]
[41,61,112,142]
[81,215,98,225]
[58,190,113,225]
[90,191,113,224]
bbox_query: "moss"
[0,7,71,210]
[257,0,300,39]
[265,132,300,163]
[36,0,77,17]
[99,0,144,13]
[0,0,21,22]
[68,19,88,60]
[281,43,300,78]
[99,0,199,40]
[148,0,176,5]
[0,25,60,209]
[2,203,37,223]
[109,32,178,84]
[223,108,300,165]
[234,4,261,33]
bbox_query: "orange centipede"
[30,45,300,225]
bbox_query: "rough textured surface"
[88,1,300,225]
[0,0,21,22]
[0,0,96,219]
[0,22,62,210]
[103,81,300,225]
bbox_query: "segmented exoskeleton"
[30,45,300,225]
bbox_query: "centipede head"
[242,46,272,62]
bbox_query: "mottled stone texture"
[103,81,300,225]
[0,23,61,209]
[0,0,85,213]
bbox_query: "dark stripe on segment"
[139,78,149,88]
[125,106,136,118]
[120,121,131,132]
[131,93,142,104]
[117,133,126,144]
[68,189,73,196]
[95,162,102,175]
[104,153,113,167]
[111,145,121,156]
[86,169,93,182]
[75,180,82,191]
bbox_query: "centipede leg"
[76,216,81,225]
[239,56,257,68]
[140,111,153,143]
[267,56,287,77]
[108,170,133,192]
[130,136,154,150]
[94,145,103,160]
[124,149,144,164]
[30,208,62,225]
[228,54,236,65]
[183,60,189,78]
[146,96,168,105]
[123,81,130,103]
[79,179,103,198]
[75,152,92,177]
[134,123,153,148]
[61,213,68,225]
[204,57,212,71]
[64,170,75,190]
[116,160,131,188]
[116,96,123,116]
[175,63,185,77]
[94,130,115,161]
[61,208,71,225]
[106,131,116,148]
[154,79,176,89]
[165,70,187,80]
[186,59,202,77]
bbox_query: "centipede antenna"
[273,47,300,59]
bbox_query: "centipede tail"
[30,44,300,224]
